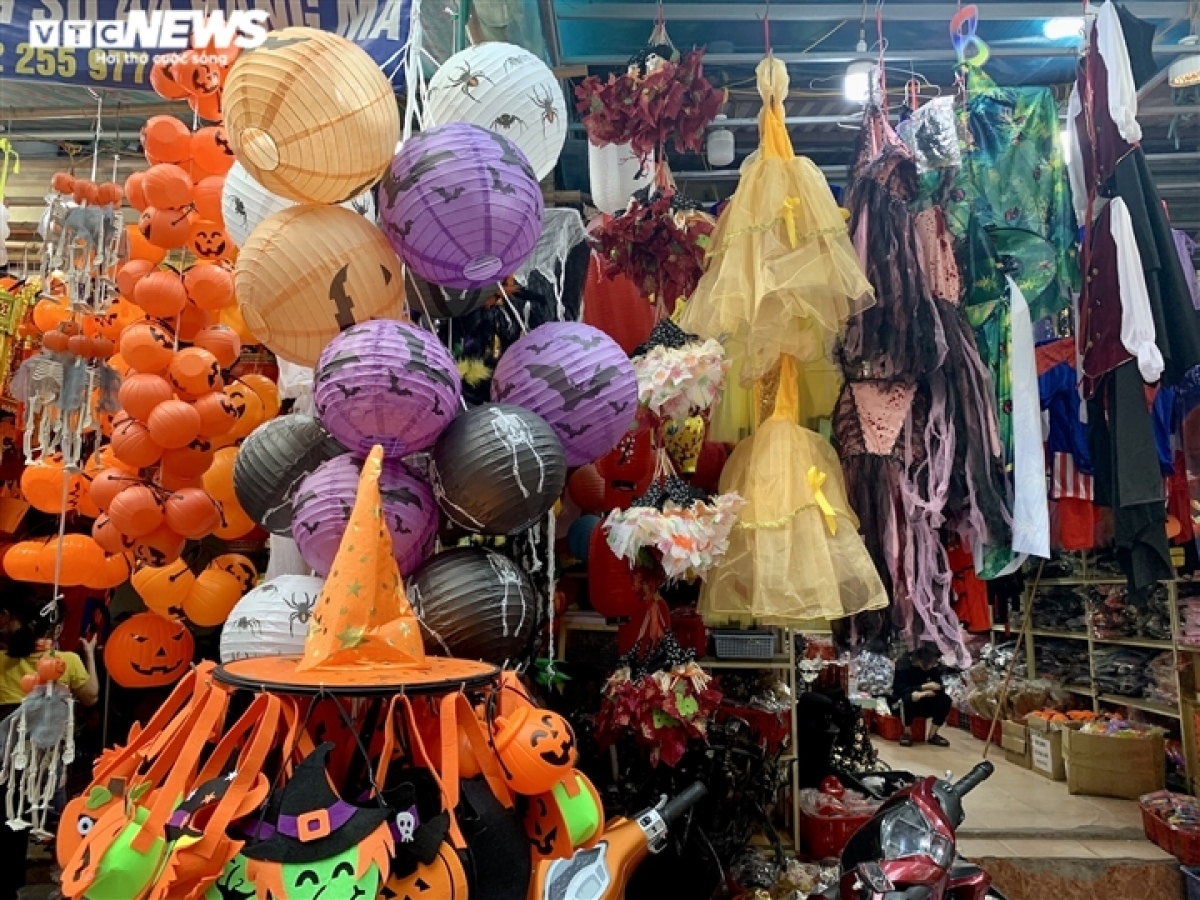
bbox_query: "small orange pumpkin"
[104,612,193,688]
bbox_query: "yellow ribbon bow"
[781,196,802,248]
[808,466,838,536]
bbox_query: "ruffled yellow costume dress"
[680,57,874,416]
[700,356,889,626]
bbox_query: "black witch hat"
[242,743,391,864]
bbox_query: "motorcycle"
[527,782,708,900]
[822,761,1007,900]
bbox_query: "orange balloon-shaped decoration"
[183,568,242,627]
[177,303,211,343]
[42,535,106,587]
[85,552,134,591]
[160,470,205,492]
[90,468,139,512]
[161,439,216,480]
[169,347,223,396]
[95,299,143,342]
[32,297,70,334]
[192,325,241,368]
[132,558,195,618]
[51,172,75,194]
[107,484,166,538]
[218,304,256,344]
[133,270,188,318]
[118,372,174,422]
[42,330,70,353]
[141,117,192,166]
[111,417,164,468]
[120,321,175,374]
[149,61,190,100]
[164,488,220,539]
[183,263,235,311]
[188,220,231,261]
[4,542,47,582]
[223,380,265,440]
[142,163,193,208]
[73,180,100,206]
[192,392,238,438]
[133,524,187,567]
[124,172,148,212]
[188,90,223,124]
[20,460,82,514]
[138,206,194,250]
[237,373,280,420]
[93,514,135,554]
[211,553,257,592]
[147,400,202,450]
[116,260,156,299]
[191,127,234,176]
[492,707,579,796]
[212,506,255,540]
[202,447,239,504]
[192,176,225,226]
[125,222,167,263]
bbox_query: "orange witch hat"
[297,445,426,672]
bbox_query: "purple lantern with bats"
[291,453,438,577]
[313,319,462,458]
[490,321,637,466]
[380,122,544,290]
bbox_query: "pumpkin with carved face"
[523,770,604,861]
[190,220,231,260]
[380,844,466,900]
[104,612,194,688]
[492,707,577,796]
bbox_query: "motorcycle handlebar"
[660,783,707,826]
[952,762,994,798]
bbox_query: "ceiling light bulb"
[1059,128,1072,159]
[1043,17,1085,40]
[845,61,875,105]
[706,115,736,168]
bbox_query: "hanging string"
[544,506,557,670]
[87,90,103,183]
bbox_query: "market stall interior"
[0,0,1199,898]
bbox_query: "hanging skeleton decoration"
[0,683,76,838]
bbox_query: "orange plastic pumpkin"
[132,558,195,619]
[201,447,239,504]
[192,392,238,438]
[160,440,217,480]
[188,220,230,261]
[116,260,155,299]
[139,206,194,250]
[142,163,193,208]
[164,488,220,539]
[36,654,66,684]
[4,542,47,582]
[168,347,223,396]
[124,172,149,212]
[182,568,242,627]
[147,400,202,450]
[118,372,174,422]
[176,303,211,344]
[111,417,164,469]
[182,263,235,311]
[212,506,255,540]
[41,330,70,353]
[96,182,124,207]
[191,325,241,369]
[236,373,280,420]
[93,515,135,555]
[159,471,205,492]
[191,127,234,176]
[211,553,256,593]
[95,299,142,342]
[140,118,192,167]
[89,468,139,513]
[20,459,83,514]
[104,612,193,688]
[524,770,604,861]
[40,535,106,587]
[223,380,265,440]
[119,321,175,374]
[132,524,187,567]
[491,707,578,795]
[133,269,188,318]
[107,484,165,538]
[125,222,168,264]
[85,553,134,591]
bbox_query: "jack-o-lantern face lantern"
[56,780,127,870]
[524,771,604,861]
[492,707,578,796]
[380,844,466,900]
[103,612,194,688]
[190,220,230,260]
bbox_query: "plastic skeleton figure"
[0,683,76,838]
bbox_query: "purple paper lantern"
[490,322,638,466]
[314,319,461,457]
[291,454,438,577]
[380,123,543,290]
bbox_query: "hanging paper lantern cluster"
[491,321,638,466]
[380,122,544,290]
[147,34,240,124]
[219,574,325,662]
[3,536,131,591]
[132,553,257,628]
[291,454,437,577]
[426,43,567,182]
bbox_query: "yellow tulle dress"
[700,356,889,627]
[679,57,874,397]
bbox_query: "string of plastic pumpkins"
[5,42,274,677]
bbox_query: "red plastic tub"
[872,714,926,743]
[969,713,1004,747]
[799,810,872,860]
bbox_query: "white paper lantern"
[221,162,377,248]
[218,574,324,662]
[426,42,566,181]
[588,142,656,215]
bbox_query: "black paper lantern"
[409,546,537,664]
[428,403,566,534]
[406,269,492,320]
[232,415,345,535]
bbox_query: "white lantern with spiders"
[426,42,567,182]
[219,573,325,663]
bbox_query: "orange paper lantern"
[161,440,217,479]
[107,484,165,538]
[119,321,175,374]
[211,553,257,592]
[138,206,194,250]
[223,380,265,440]
[149,61,190,101]
[132,558,195,619]
[236,373,280,420]
[133,270,188,318]
[168,347,223,395]
[164,487,221,539]
[111,417,164,468]
[183,568,243,627]
[132,524,187,567]
[141,117,192,166]
[193,176,225,225]
[147,400,202,450]
[125,222,167,263]
[118,372,174,422]
[124,172,149,211]
[183,263,235,311]
[5,542,47,582]
[40,535,106,587]
[191,126,234,176]
[142,162,193,208]
[20,459,83,514]
[89,468,139,512]
[202,447,239,503]
[191,325,241,368]
[116,259,156,298]
[188,219,231,260]
[176,303,212,343]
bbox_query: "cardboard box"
[1025,717,1065,780]
[1001,719,1032,769]
[1062,728,1165,799]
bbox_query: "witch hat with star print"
[297,444,425,671]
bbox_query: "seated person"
[891,643,951,748]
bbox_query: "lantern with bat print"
[313,320,461,458]
[491,322,638,466]
[379,123,543,290]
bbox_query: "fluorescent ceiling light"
[845,61,875,105]
[1043,17,1084,40]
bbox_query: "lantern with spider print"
[219,574,325,662]
[426,42,567,182]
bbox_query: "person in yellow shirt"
[0,587,99,900]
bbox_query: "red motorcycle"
[821,761,1007,900]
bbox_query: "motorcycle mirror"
[856,862,895,893]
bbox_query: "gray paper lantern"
[233,415,345,535]
[429,403,566,534]
[409,547,536,664]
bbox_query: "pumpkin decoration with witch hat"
[244,742,393,900]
